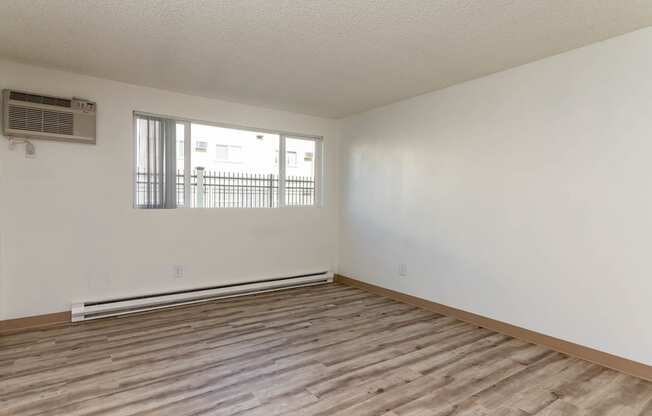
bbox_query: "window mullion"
[278,135,286,207]
[184,121,191,208]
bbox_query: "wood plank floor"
[1,283,652,416]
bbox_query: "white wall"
[0,59,339,320]
[0,147,4,320]
[339,27,652,365]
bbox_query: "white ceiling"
[1,1,651,118]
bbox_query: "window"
[216,144,243,163]
[216,144,228,160]
[195,140,208,152]
[285,137,318,206]
[286,151,297,167]
[134,112,322,208]
[135,116,178,209]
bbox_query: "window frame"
[133,111,324,209]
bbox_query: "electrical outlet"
[398,263,408,277]
[173,265,184,279]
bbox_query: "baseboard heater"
[71,271,333,322]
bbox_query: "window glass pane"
[135,117,163,208]
[135,118,149,207]
[285,137,316,206]
[135,116,179,209]
[190,123,279,208]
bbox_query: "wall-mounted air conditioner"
[2,89,96,144]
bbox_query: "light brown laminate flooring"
[1,283,652,416]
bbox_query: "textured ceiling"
[1,1,651,118]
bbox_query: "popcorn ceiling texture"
[0,0,651,117]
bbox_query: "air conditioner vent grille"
[44,110,74,135]
[8,105,74,136]
[9,91,72,108]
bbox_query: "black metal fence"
[191,171,279,208]
[285,176,316,206]
[137,170,315,208]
